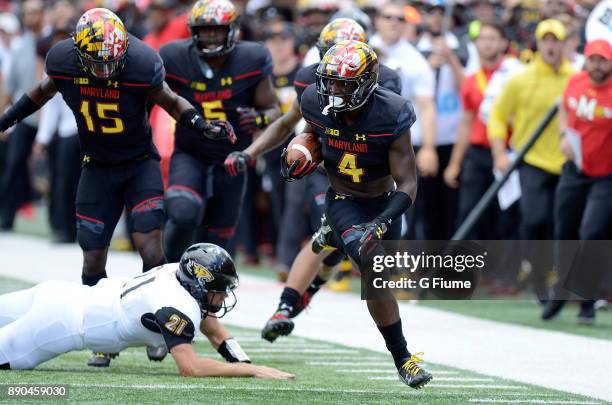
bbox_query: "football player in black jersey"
[160,0,280,262]
[224,19,402,335]
[240,40,432,389]
[0,8,236,366]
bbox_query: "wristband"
[0,94,40,132]
[217,338,251,363]
[255,112,269,129]
[178,108,206,133]
[378,191,413,225]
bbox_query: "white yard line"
[336,369,459,375]
[1,234,610,401]
[469,400,601,405]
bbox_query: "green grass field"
[0,276,606,404]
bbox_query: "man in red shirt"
[143,0,190,51]
[543,39,612,324]
[444,21,518,240]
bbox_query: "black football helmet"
[188,0,239,58]
[316,40,379,115]
[177,243,238,318]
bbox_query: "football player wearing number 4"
[224,18,403,334]
[0,8,236,367]
[238,40,432,389]
[160,0,280,262]
[0,243,293,380]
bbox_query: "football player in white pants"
[0,243,293,379]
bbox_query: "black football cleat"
[290,284,320,318]
[398,353,433,389]
[261,309,294,343]
[577,302,596,325]
[146,345,168,362]
[87,351,119,367]
[541,299,567,320]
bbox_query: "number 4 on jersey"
[338,152,364,183]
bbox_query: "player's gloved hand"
[280,148,317,182]
[224,151,252,176]
[352,216,389,257]
[203,120,237,144]
[236,107,268,135]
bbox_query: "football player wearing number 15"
[160,0,280,262]
[0,9,236,319]
[0,243,294,380]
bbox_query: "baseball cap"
[584,39,612,60]
[535,19,566,40]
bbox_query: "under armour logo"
[334,194,346,200]
[355,134,366,141]
[107,80,118,88]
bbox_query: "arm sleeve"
[154,307,196,350]
[487,76,518,141]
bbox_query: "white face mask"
[322,95,346,116]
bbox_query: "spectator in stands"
[413,0,472,239]
[488,19,574,302]
[143,0,190,51]
[0,0,45,231]
[445,21,518,240]
[542,39,612,324]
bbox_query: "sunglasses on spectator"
[380,14,405,23]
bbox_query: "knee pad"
[130,196,164,234]
[76,215,107,251]
[165,187,204,226]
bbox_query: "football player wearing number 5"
[0,243,294,380]
[285,40,431,389]
[0,8,237,367]
[160,0,280,262]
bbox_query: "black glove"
[352,216,389,257]
[237,107,268,135]
[203,120,237,144]
[224,151,252,176]
[280,148,317,182]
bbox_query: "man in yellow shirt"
[487,19,574,301]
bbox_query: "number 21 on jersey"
[165,314,188,336]
[338,152,364,183]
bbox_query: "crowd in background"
[0,0,610,310]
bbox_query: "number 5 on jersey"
[80,101,125,134]
[165,314,188,336]
[338,152,364,183]
[202,100,227,121]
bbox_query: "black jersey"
[160,40,273,164]
[293,63,402,104]
[45,35,164,164]
[300,84,415,184]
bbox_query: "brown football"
[286,132,323,172]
